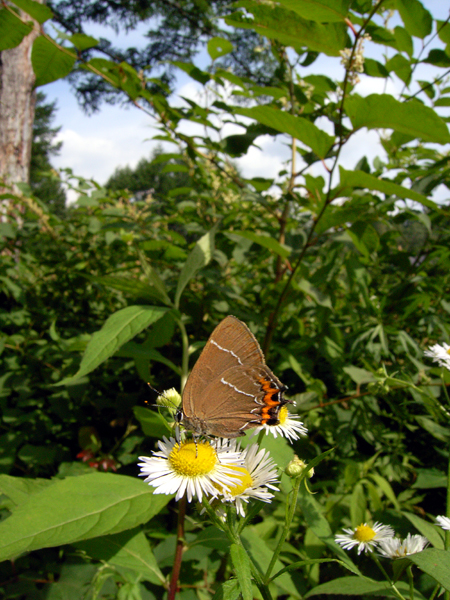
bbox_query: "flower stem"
[407,565,414,600]
[168,494,187,600]
[265,475,301,582]
[176,318,190,392]
[371,554,407,600]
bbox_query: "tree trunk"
[0,9,41,192]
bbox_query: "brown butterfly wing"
[190,364,287,438]
[182,316,265,421]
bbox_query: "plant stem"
[406,565,414,600]
[371,555,407,600]
[176,318,190,392]
[265,476,301,582]
[168,494,187,600]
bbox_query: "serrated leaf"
[0,9,33,51]
[174,225,218,308]
[0,473,171,562]
[211,579,240,600]
[57,306,167,385]
[75,529,165,586]
[32,36,76,86]
[230,544,253,600]
[10,0,53,23]
[345,94,450,144]
[207,36,233,59]
[408,549,450,590]
[339,167,438,210]
[236,106,334,158]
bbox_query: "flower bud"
[156,388,182,410]
[285,455,314,479]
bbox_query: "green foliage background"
[1,0,450,598]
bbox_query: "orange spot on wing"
[259,377,282,424]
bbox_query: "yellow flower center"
[447,348,450,356]
[168,441,217,477]
[354,524,376,542]
[225,465,254,496]
[278,405,289,425]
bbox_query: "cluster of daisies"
[336,517,450,559]
[335,342,450,560]
[138,390,307,515]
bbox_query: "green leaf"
[396,0,432,39]
[211,579,241,600]
[416,415,450,442]
[10,0,53,23]
[394,25,413,56]
[350,483,366,527]
[412,468,447,489]
[339,167,439,210]
[0,9,33,51]
[32,36,76,86]
[226,3,348,56]
[297,279,332,308]
[230,544,253,600]
[207,37,234,60]
[305,576,426,598]
[343,365,376,384]
[174,224,218,308]
[424,49,450,68]
[0,473,171,562]
[235,106,334,158]
[386,53,412,85]
[57,306,167,385]
[345,94,450,144]
[408,549,450,591]
[229,230,290,259]
[92,275,167,303]
[369,474,400,509]
[402,512,444,549]
[275,0,351,22]
[241,529,299,597]
[297,484,361,575]
[133,407,173,438]
[0,475,53,507]
[364,58,389,78]
[136,248,172,306]
[70,33,98,50]
[75,528,165,586]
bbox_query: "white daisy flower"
[378,534,428,558]
[424,343,450,370]
[436,515,450,530]
[214,441,279,517]
[254,406,308,442]
[335,522,395,555]
[138,437,243,503]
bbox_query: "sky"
[43,1,449,197]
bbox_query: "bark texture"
[0,11,41,190]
